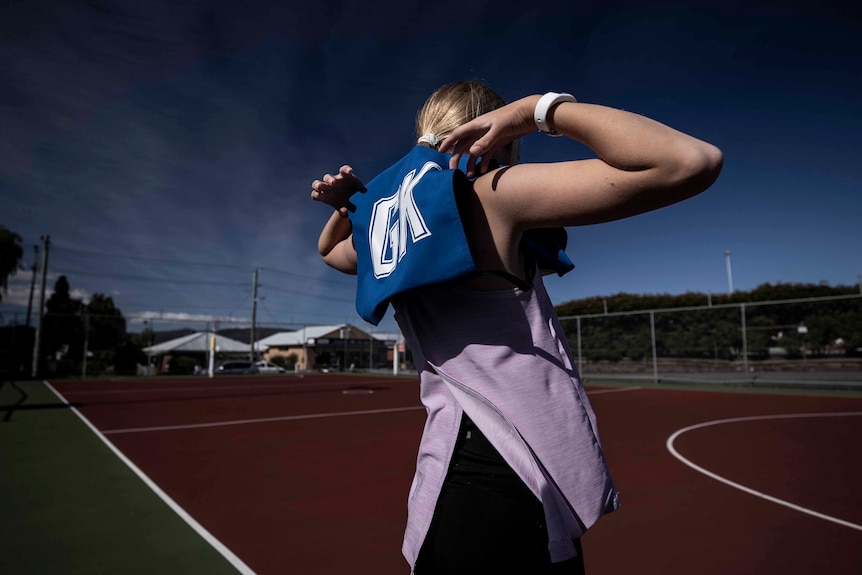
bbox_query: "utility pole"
[81,312,89,378]
[249,268,258,361]
[31,235,50,378]
[25,244,38,327]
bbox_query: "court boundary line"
[102,405,426,435]
[666,411,862,532]
[56,378,401,397]
[587,386,642,395]
[43,381,258,574]
[90,388,634,436]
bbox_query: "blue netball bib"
[351,146,574,325]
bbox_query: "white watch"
[534,92,577,136]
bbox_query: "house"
[143,332,251,374]
[258,323,400,371]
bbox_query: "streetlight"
[725,250,734,294]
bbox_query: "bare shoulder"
[471,159,618,230]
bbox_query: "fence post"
[82,312,89,378]
[576,317,583,377]
[393,338,400,376]
[740,303,750,381]
[31,235,50,378]
[650,310,658,384]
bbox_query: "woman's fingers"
[448,152,462,170]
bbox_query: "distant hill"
[150,328,195,345]
[216,327,285,344]
[146,327,287,345]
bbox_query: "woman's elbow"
[321,245,358,275]
[673,142,723,196]
[699,143,724,181]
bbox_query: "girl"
[311,81,722,574]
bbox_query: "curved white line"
[667,411,862,532]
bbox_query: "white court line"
[667,411,862,532]
[43,381,257,574]
[103,388,635,435]
[587,386,642,395]
[103,405,426,435]
[59,384,292,395]
[58,380,369,396]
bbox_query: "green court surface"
[0,380,242,575]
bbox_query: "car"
[255,360,286,374]
[214,360,259,375]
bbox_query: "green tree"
[83,293,131,375]
[43,275,83,374]
[0,226,24,303]
[85,294,127,351]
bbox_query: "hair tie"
[417,133,440,149]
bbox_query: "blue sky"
[2,0,860,335]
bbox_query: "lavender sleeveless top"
[394,270,620,571]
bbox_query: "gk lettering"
[368,162,438,278]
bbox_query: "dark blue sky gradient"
[2,0,860,333]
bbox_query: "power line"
[261,283,355,303]
[41,269,355,307]
[52,246,253,270]
[52,245,356,287]
[51,269,248,288]
[260,266,356,287]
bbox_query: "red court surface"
[51,375,862,574]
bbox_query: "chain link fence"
[3,293,861,384]
[559,294,862,386]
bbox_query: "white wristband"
[534,92,576,136]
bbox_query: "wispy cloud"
[3,1,860,334]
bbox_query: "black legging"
[415,414,585,575]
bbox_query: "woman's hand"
[438,95,540,177]
[311,165,365,217]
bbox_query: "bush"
[168,356,197,375]
[271,353,298,369]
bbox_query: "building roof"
[258,324,400,347]
[257,324,347,347]
[143,332,252,354]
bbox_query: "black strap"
[471,269,533,291]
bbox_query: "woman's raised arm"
[441,95,723,230]
[312,165,361,274]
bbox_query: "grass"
[0,380,243,574]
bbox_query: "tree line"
[554,283,862,362]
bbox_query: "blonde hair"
[415,81,506,146]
